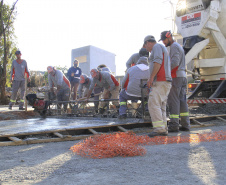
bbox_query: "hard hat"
[47,66,54,73]
[90,69,98,78]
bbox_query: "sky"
[5,0,178,76]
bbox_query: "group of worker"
[46,61,117,114]
[122,31,190,137]
[117,31,191,137]
[8,30,190,137]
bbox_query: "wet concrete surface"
[0,117,141,137]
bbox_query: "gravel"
[1,104,226,184]
[189,103,226,117]
[0,125,226,185]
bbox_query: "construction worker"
[9,50,30,110]
[145,35,172,137]
[160,30,190,132]
[78,74,92,98]
[126,47,149,70]
[119,57,150,119]
[67,59,82,100]
[47,66,71,112]
[86,69,120,114]
[125,48,149,112]
[93,65,112,111]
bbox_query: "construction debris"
[70,130,226,159]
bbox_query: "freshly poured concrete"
[0,117,141,137]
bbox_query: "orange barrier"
[70,131,226,159]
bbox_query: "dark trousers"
[57,88,71,111]
[119,89,141,115]
[167,77,190,129]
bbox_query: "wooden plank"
[88,128,98,135]
[190,124,215,128]
[189,114,226,119]
[216,116,226,122]
[117,126,128,132]
[0,128,68,138]
[8,136,22,143]
[192,119,205,126]
[53,132,64,138]
[0,135,90,147]
[53,132,72,138]
[25,135,90,145]
[0,141,26,147]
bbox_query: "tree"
[0,0,18,104]
[55,65,69,76]
[28,71,47,87]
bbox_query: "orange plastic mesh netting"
[70,131,226,159]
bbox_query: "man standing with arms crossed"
[67,59,82,100]
[159,31,190,132]
[144,35,172,137]
[9,50,30,110]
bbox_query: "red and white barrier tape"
[187,99,226,104]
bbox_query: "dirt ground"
[0,111,39,121]
[0,108,226,184]
[0,105,39,121]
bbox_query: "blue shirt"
[67,67,82,82]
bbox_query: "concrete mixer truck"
[175,0,226,99]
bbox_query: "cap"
[139,48,149,57]
[159,31,172,42]
[47,66,54,73]
[90,69,98,78]
[144,35,156,43]
[80,74,88,84]
[15,50,21,55]
[137,57,148,65]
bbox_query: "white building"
[71,45,116,76]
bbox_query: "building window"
[75,55,87,63]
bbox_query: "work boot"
[179,126,190,131]
[168,122,179,132]
[148,131,168,137]
[19,107,25,110]
[8,106,12,110]
[99,108,105,114]
[168,127,179,132]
